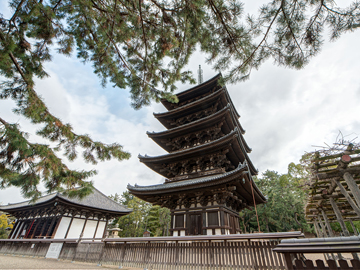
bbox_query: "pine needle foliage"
[240,163,311,233]
[1,0,359,200]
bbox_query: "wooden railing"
[273,236,360,270]
[0,232,302,269]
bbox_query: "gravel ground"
[0,255,142,270]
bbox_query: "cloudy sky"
[1,1,360,205]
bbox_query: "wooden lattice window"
[175,215,184,228]
[208,212,219,226]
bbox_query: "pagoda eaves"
[154,86,242,131]
[161,73,222,110]
[140,128,258,180]
[128,163,266,206]
[147,105,251,154]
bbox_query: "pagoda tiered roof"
[128,162,266,208]
[140,128,257,179]
[161,74,223,110]
[147,105,251,153]
[154,86,243,132]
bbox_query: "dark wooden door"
[190,214,202,235]
[230,216,236,234]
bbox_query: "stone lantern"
[107,223,122,238]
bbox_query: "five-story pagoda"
[128,74,266,236]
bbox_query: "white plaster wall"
[83,220,97,238]
[173,231,178,236]
[95,221,106,238]
[207,229,212,236]
[54,217,71,239]
[66,218,85,238]
[180,230,185,236]
[20,223,28,238]
[215,229,221,235]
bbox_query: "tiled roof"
[154,86,226,118]
[161,73,222,110]
[147,105,232,137]
[174,73,222,98]
[139,128,238,160]
[0,193,57,210]
[0,188,131,213]
[128,163,247,192]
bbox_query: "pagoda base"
[170,203,241,236]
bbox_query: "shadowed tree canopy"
[1,0,359,200]
[240,163,311,233]
[109,192,171,237]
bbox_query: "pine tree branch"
[139,0,149,86]
[323,3,353,16]
[52,0,63,10]
[90,14,132,72]
[0,30,29,84]
[0,120,96,199]
[0,117,9,127]
[207,0,247,56]
[30,0,68,35]
[118,0,135,14]
[91,0,110,13]
[280,0,304,59]
[301,0,324,44]
[230,6,281,78]
[149,0,183,12]
[1,25,130,164]
[89,5,179,99]
[9,0,26,24]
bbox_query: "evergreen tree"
[1,0,359,200]
[147,205,171,236]
[240,163,311,233]
[111,191,170,237]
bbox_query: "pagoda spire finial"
[198,65,203,84]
